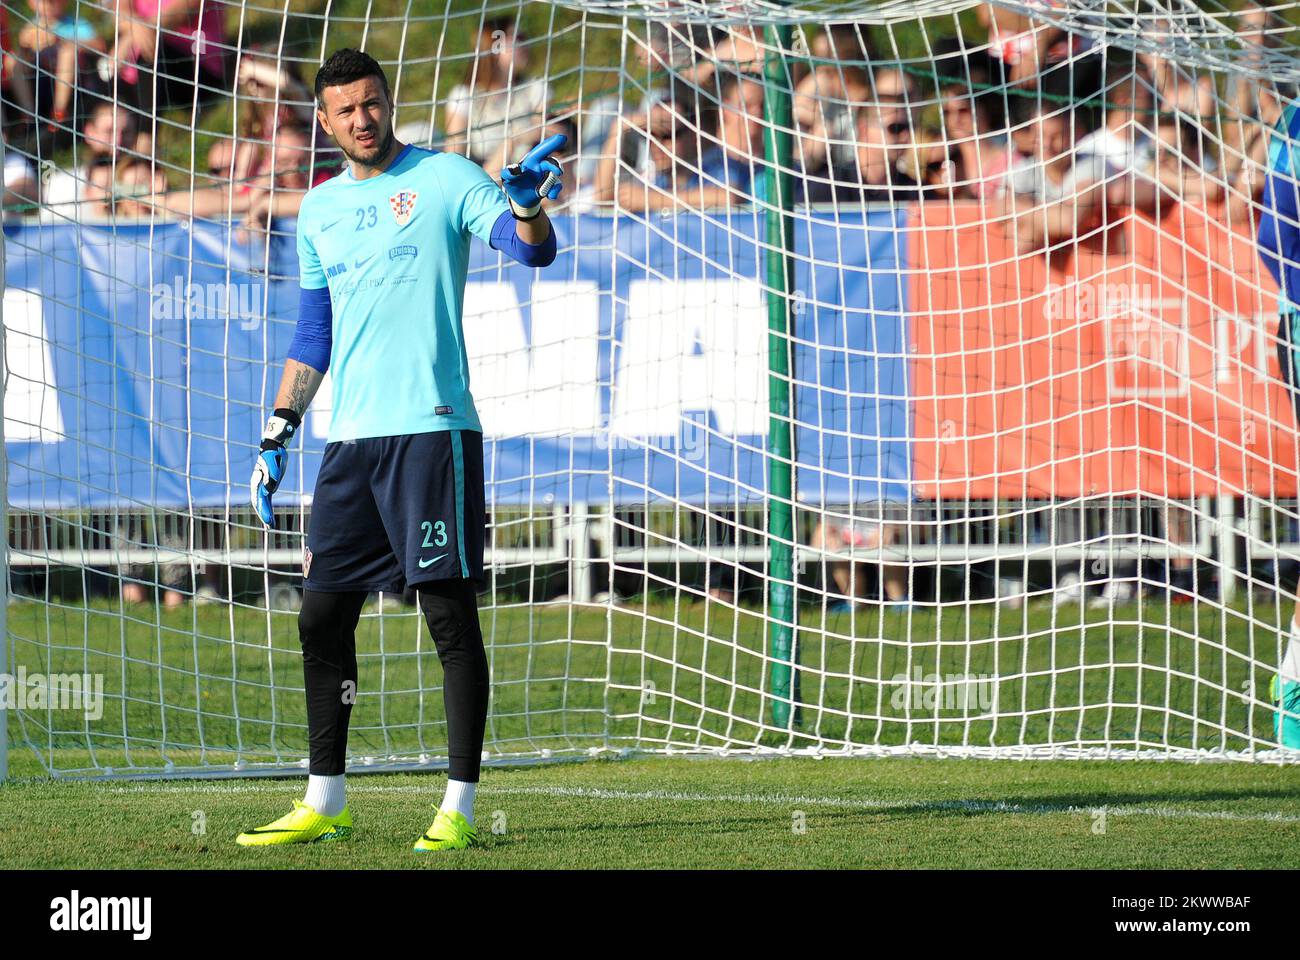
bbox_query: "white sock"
[1282,616,1300,684]
[304,774,346,817]
[440,779,476,824]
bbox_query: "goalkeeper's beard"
[342,124,396,171]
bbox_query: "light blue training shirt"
[296,143,512,441]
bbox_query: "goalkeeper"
[1258,97,1300,750]
[237,48,564,850]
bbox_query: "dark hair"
[824,22,877,63]
[717,69,764,106]
[930,40,1007,132]
[462,16,526,86]
[1009,61,1101,129]
[314,48,390,102]
[83,96,137,137]
[481,16,517,39]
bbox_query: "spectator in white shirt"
[443,16,548,172]
[1075,62,1157,180]
[40,98,140,222]
[1006,92,1114,253]
[3,136,38,217]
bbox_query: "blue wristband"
[489,209,557,268]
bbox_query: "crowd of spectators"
[566,1,1288,262]
[0,4,1286,242]
[0,0,332,230]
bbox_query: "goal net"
[3,0,1300,778]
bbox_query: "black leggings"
[298,579,489,781]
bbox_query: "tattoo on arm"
[287,367,314,415]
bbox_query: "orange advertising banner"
[910,202,1299,499]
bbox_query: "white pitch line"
[96,780,1300,823]
[483,785,1300,824]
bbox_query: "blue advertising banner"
[2,211,910,509]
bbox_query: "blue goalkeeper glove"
[501,133,566,220]
[250,408,300,529]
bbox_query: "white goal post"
[2,0,1300,778]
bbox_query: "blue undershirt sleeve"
[488,209,557,268]
[286,285,333,373]
[1260,103,1300,306]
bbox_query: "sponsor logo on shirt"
[325,262,348,279]
[389,189,419,226]
[389,244,418,261]
[334,275,418,297]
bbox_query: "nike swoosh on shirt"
[322,218,342,231]
[418,554,448,569]
[354,254,375,269]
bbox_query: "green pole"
[763,23,797,729]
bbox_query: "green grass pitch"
[3,756,1299,868]
[3,594,1299,868]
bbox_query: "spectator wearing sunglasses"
[802,67,930,205]
[595,72,771,212]
[594,86,704,212]
[576,20,714,193]
[791,22,879,190]
[808,105,925,204]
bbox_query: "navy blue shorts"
[303,430,485,592]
